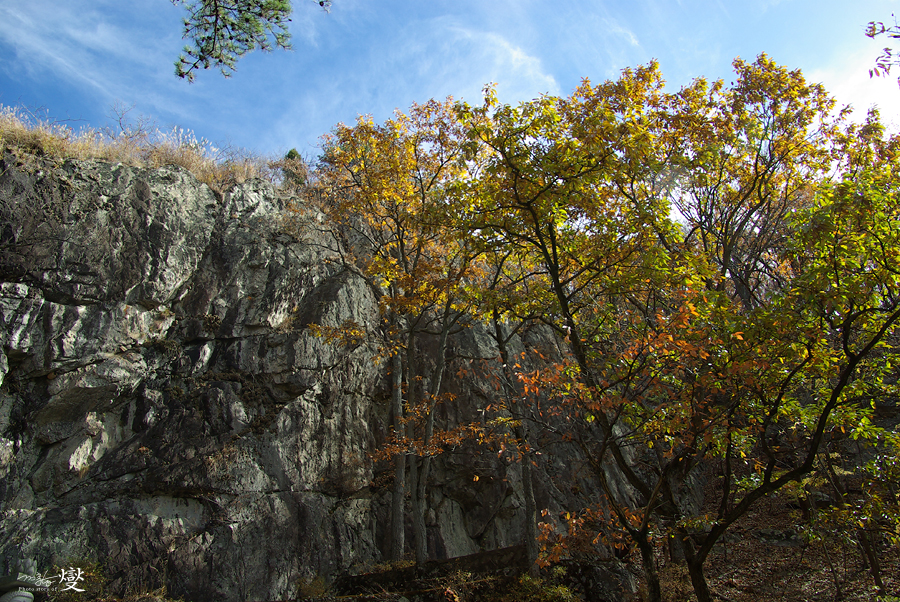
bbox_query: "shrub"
[485,571,579,602]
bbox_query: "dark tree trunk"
[405,332,428,567]
[637,532,661,602]
[390,335,406,561]
[491,313,539,571]
[681,533,713,602]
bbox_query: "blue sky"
[1,0,899,161]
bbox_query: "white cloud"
[315,16,562,117]
[0,0,232,133]
[253,16,563,157]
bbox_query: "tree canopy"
[309,55,900,601]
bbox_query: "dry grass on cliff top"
[0,103,296,192]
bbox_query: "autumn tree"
[632,57,900,602]
[455,242,554,571]
[305,52,899,599]
[455,64,688,599]
[670,55,842,309]
[668,115,900,600]
[455,55,900,602]
[317,98,476,564]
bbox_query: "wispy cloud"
[251,13,562,156]
[0,0,239,134]
[4,0,898,161]
[603,19,640,48]
[0,4,111,96]
[310,16,561,113]
[0,1,180,106]
[438,24,561,101]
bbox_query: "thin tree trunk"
[821,537,845,600]
[856,528,885,596]
[409,453,423,564]
[823,453,885,596]
[390,321,406,561]
[405,330,429,567]
[680,533,713,602]
[491,313,539,571]
[519,440,539,574]
[413,304,454,566]
[411,462,428,566]
[637,533,661,602]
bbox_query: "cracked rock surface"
[0,155,384,600]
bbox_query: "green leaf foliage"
[311,54,900,602]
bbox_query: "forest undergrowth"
[656,469,900,602]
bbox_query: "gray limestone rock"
[0,156,384,600]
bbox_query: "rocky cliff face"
[0,155,595,600]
